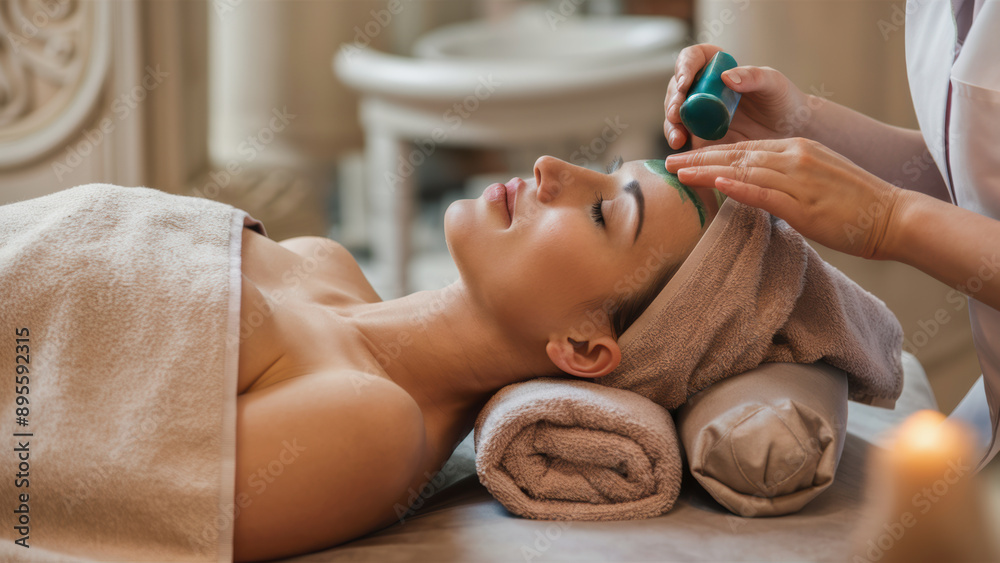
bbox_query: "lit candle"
[851,410,1000,562]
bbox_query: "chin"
[443,198,471,243]
[443,197,507,304]
[443,198,477,276]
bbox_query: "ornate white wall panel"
[0,0,109,166]
[0,0,143,205]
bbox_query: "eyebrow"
[606,155,624,173]
[625,180,644,244]
[605,156,644,244]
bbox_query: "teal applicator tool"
[679,51,741,141]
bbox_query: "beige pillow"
[675,361,848,517]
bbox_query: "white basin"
[413,13,687,67]
[333,9,689,297]
[335,13,687,102]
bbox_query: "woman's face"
[444,156,722,343]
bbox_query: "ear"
[545,334,621,378]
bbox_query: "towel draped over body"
[0,185,263,562]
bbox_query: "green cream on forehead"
[714,189,728,209]
[643,159,706,227]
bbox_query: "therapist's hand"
[665,138,921,260]
[664,44,811,150]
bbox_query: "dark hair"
[607,259,682,339]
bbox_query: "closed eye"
[592,155,621,228]
[591,193,605,227]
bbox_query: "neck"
[342,280,551,423]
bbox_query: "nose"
[533,155,592,204]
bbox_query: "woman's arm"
[801,98,951,202]
[885,189,1000,311]
[665,138,1000,312]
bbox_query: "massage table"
[277,352,937,562]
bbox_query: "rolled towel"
[596,197,904,411]
[474,377,682,521]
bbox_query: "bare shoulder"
[277,235,346,256]
[276,236,357,268]
[233,371,426,561]
[277,235,381,302]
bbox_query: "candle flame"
[897,409,948,453]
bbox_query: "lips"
[504,177,523,226]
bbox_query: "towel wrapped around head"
[595,197,904,410]
[472,197,903,522]
[474,377,682,521]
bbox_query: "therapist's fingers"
[665,74,693,149]
[671,150,795,185]
[673,44,725,95]
[664,75,689,149]
[676,164,789,194]
[714,176,798,220]
[665,44,726,149]
[665,139,793,172]
[719,65,787,97]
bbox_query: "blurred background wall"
[0,0,979,414]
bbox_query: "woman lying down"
[232,155,902,560]
[234,155,725,559]
[0,155,902,563]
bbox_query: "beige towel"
[596,198,904,411]
[0,184,264,562]
[474,377,682,521]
